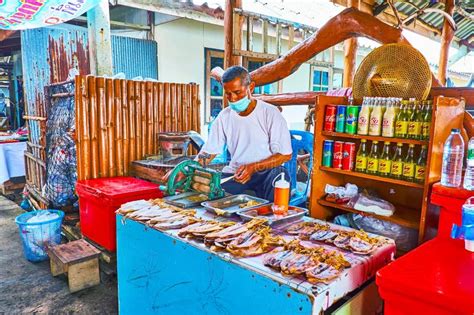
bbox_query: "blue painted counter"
[116,212,395,315]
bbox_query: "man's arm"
[234,153,291,184]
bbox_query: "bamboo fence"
[75,75,201,181]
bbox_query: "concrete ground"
[0,196,118,314]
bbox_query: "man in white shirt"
[198,66,292,201]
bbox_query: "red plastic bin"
[430,183,474,238]
[76,177,162,251]
[376,238,474,315]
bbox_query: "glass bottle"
[421,100,432,140]
[378,141,392,177]
[402,144,416,182]
[367,141,380,175]
[355,139,368,173]
[415,145,428,184]
[391,143,404,179]
[395,100,409,138]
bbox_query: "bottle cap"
[273,172,290,189]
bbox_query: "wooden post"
[224,0,242,69]
[87,0,113,76]
[342,0,358,88]
[437,0,455,86]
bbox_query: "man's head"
[222,66,255,104]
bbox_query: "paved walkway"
[0,196,118,314]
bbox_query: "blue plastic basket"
[15,210,64,262]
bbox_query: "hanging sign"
[0,0,100,30]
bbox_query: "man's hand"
[234,164,255,184]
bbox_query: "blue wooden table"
[116,211,395,315]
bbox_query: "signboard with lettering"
[0,0,99,30]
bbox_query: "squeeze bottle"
[273,172,290,216]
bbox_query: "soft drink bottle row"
[324,97,432,140]
[355,140,427,183]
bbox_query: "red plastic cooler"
[430,183,474,238]
[376,238,474,315]
[76,177,162,251]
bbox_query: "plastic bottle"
[369,98,383,136]
[367,141,380,175]
[415,145,428,183]
[391,143,404,179]
[441,129,465,187]
[355,139,368,173]
[273,172,290,216]
[402,144,416,182]
[463,137,474,190]
[378,141,392,177]
[357,97,371,135]
[395,100,409,138]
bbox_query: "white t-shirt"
[201,100,293,174]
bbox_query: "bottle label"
[355,156,367,171]
[367,157,379,172]
[408,122,421,136]
[391,161,403,176]
[395,121,408,136]
[468,148,474,160]
[415,165,425,180]
[379,159,392,174]
[421,122,431,137]
[403,162,415,178]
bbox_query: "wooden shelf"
[319,166,424,189]
[321,131,429,146]
[318,199,420,229]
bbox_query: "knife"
[220,175,235,184]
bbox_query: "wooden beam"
[343,0,359,88]
[438,0,455,85]
[288,26,295,50]
[262,20,269,54]
[224,0,234,69]
[276,23,282,56]
[246,16,254,51]
[232,1,243,66]
[87,0,113,76]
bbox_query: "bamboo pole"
[80,76,91,180]
[128,81,136,164]
[146,81,154,156]
[114,79,124,177]
[158,83,165,134]
[437,0,455,86]
[97,77,109,178]
[75,76,84,181]
[122,80,130,175]
[152,82,160,153]
[134,81,142,159]
[88,76,99,179]
[164,83,171,132]
[170,83,178,132]
[106,78,116,177]
[140,81,147,157]
[182,84,189,132]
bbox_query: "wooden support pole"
[276,23,282,56]
[246,16,253,51]
[87,0,113,76]
[342,0,358,88]
[224,0,242,69]
[288,26,295,50]
[262,20,269,54]
[437,0,455,86]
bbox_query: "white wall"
[154,17,368,135]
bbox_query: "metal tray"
[201,194,269,217]
[164,191,209,208]
[237,204,308,226]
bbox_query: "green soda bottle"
[402,144,416,182]
[367,141,380,175]
[415,145,428,183]
[421,100,432,140]
[391,143,404,179]
[378,141,392,177]
[355,139,368,173]
[395,100,409,138]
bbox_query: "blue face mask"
[229,96,251,113]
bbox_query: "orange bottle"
[273,172,290,216]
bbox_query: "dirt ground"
[0,196,118,314]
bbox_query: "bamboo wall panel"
[75,75,201,181]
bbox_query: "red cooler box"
[430,183,474,238]
[376,238,474,315]
[76,177,162,251]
